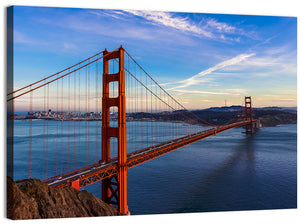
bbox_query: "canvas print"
[6,5,297,219]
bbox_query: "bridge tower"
[102,46,128,215]
[245,96,253,134]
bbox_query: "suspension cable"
[7,50,118,102]
[7,50,104,96]
[124,50,217,127]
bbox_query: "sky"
[13,6,297,109]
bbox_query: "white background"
[1,0,299,223]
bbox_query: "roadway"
[42,119,257,189]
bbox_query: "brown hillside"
[7,177,121,220]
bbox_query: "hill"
[129,106,297,127]
[7,177,120,220]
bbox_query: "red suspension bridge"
[8,46,258,215]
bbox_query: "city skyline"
[13,6,297,110]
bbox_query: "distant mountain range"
[190,105,297,127]
[14,105,297,127]
[198,105,297,113]
[201,105,243,112]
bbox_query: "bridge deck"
[43,119,257,189]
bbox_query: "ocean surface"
[13,121,297,215]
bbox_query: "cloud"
[123,10,255,43]
[220,47,297,77]
[205,18,236,33]
[88,10,128,20]
[171,89,240,95]
[124,10,214,38]
[14,30,48,46]
[168,52,255,89]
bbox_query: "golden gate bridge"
[7,46,258,215]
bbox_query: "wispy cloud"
[171,89,242,95]
[167,52,255,89]
[205,18,237,33]
[88,10,128,20]
[220,46,297,77]
[14,30,48,46]
[124,10,213,38]
[123,10,255,43]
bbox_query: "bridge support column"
[71,179,80,191]
[245,96,254,134]
[102,46,129,215]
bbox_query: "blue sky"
[13,6,297,109]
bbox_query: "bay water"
[13,121,297,215]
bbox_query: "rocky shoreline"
[7,177,121,220]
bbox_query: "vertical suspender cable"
[43,81,46,179]
[85,66,87,165]
[68,73,70,172]
[46,84,49,178]
[96,60,99,161]
[135,63,137,152]
[87,62,90,164]
[146,75,148,148]
[78,70,81,168]
[74,70,76,170]
[56,76,59,175]
[28,88,33,179]
[61,77,64,174]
